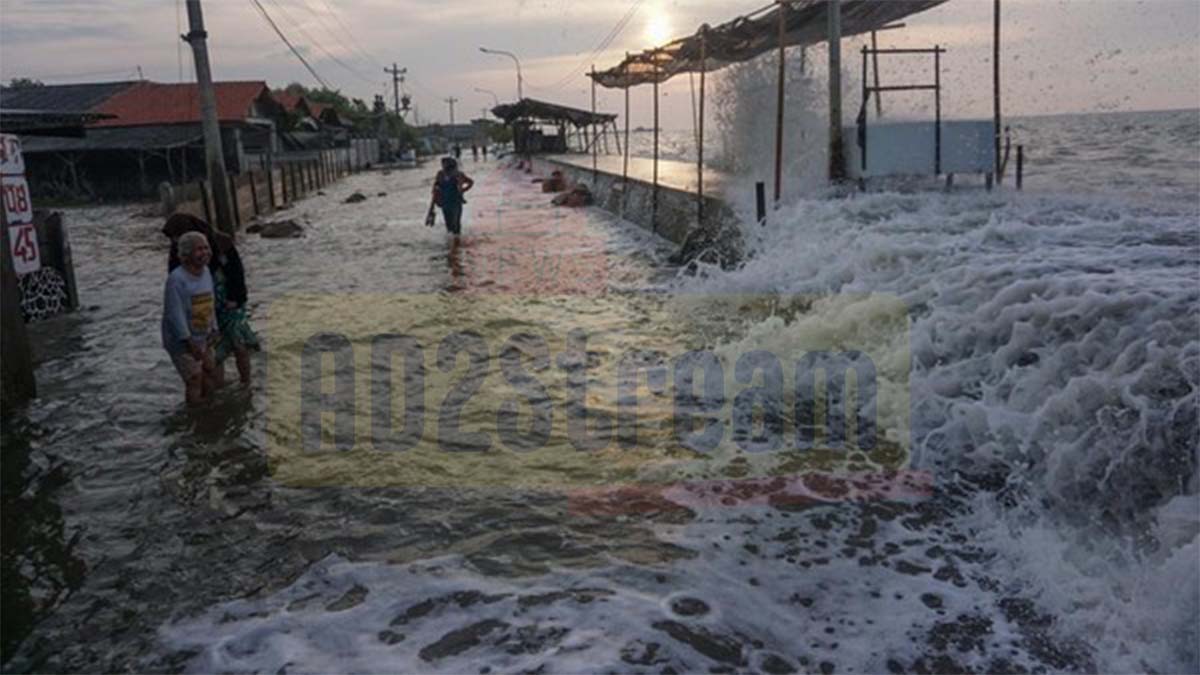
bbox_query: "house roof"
[0,81,139,114]
[0,108,114,137]
[19,124,205,153]
[91,81,279,127]
[591,0,949,88]
[491,98,617,127]
[274,91,313,115]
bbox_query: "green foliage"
[7,78,44,89]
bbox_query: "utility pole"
[444,97,459,125]
[182,0,234,234]
[385,63,407,117]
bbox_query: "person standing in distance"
[429,157,474,236]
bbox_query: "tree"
[7,78,44,89]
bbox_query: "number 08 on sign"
[1,133,41,276]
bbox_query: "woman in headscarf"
[162,214,259,385]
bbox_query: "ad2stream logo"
[265,291,924,504]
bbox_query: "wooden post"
[0,205,37,406]
[828,0,846,182]
[755,181,767,225]
[249,169,260,216]
[136,151,149,196]
[623,52,631,198]
[1016,145,1024,190]
[994,0,1002,183]
[774,0,787,203]
[612,120,622,155]
[228,173,241,229]
[698,26,707,225]
[871,31,882,117]
[591,65,598,183]
[652,51,660,233]
[280,163,289,204]
[934,45,942,175]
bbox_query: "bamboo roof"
[491,98,617,127]
[589,0,949,89]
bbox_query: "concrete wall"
[529,156,733,246]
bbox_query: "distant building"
[1,80,286,199]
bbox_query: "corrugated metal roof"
[0,81,139,113]
[490,99,616,127]
[0,108,114,136]
[19,124,205,153]
[92,81,276,127]
[591,0,949,88]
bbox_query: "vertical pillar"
[774,1,787,203]
[827,0,845,182]
[871,31,882,117]
[934,46,942,175]
[652,51,660,233]
[698,27,707,225]
[993,0,1003,183]
[591,65,598,183]
[228,173,241,229]
[623,52,631,197]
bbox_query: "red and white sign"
[2,174,33,224]
[8,223,40,275]
[1,133,40,275]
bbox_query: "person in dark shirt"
[430,157,474,236]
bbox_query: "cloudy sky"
[2,0,1197,127]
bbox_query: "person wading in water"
[428,156,475,236]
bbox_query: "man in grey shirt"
[162,231,222,404]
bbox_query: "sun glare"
[645,11,672,46]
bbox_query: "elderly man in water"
[162,231,222,404]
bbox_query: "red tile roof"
[92,81,271,127]
[273,91,309,113]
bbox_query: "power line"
[247,0,332,88]
[314,0,388,71]
[262,0,377,86]
[531,0,644,93]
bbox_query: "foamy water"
[151,109,1198,674]
[2,91,1196,673]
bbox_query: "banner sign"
[0,133,40,275]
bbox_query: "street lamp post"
[474,87,500,107]
[479,47,523,100]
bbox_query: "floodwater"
[3,109,1199,674]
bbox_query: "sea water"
[2,107,1197,673]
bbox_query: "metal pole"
[183,0,234,233]
[698,27,707,225]
[861,46,869,174]
[774,0,786,204]
[1016,145,1024,190]
[653,52,660,233]
[993,0,1003,183]
[828,0,845,183]
[871,31,882,117]
[934,46,942,175]
[591,65,598,182]
[623,53,631,196]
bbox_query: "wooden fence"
[168,147,360,227]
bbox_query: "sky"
[1,0,1198,128]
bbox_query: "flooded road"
[3,125,1196,673]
